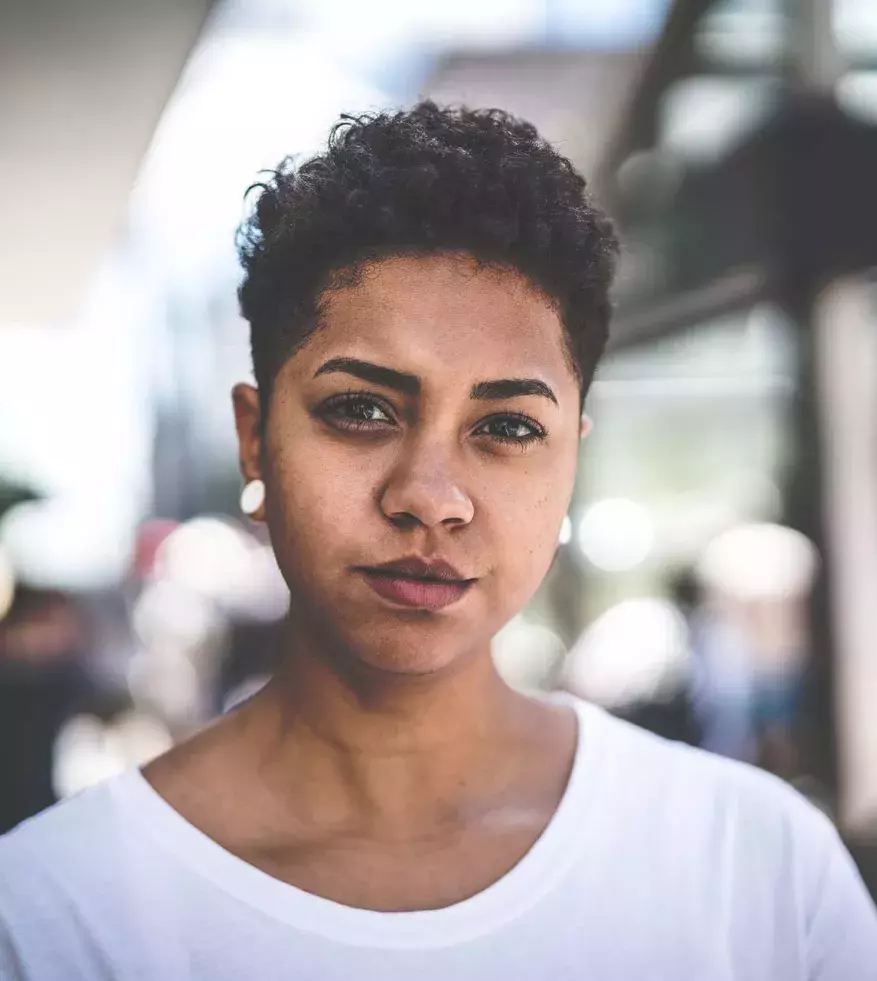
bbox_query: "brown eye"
[320,392,396,431]
[474,414,547,446]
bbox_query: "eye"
[474,414,547,447]
[322,392,394,425]
[319,391,397,432]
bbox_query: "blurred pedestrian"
[0,587,93,831]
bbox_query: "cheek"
[498,494,561,570]
[265,435,378,565]
[489,453,576,589]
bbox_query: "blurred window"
[575,305,796,617]
[833,0,877,59]
[695,0,787,67]
[658,75,781,162]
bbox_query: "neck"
[234,619,559,833]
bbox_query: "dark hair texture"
[237,101,618,413]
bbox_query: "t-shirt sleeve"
[805,820,877,980]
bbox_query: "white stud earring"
[240,479,265,517]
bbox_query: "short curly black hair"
[237,101,618,412]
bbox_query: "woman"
[1,102,875,980]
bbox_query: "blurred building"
[583,0,877,880]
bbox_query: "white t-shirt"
[1,697,875,980]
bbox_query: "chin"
[332,616,484,679]
[291,580,497,679]
[351,639,466,678]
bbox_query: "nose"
[379,441,475,530]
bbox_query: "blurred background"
[3,0,877,894]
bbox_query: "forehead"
[287,254,576,395]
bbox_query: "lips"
[356,556,475,611]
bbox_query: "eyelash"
[319,391,397,431]
[318,391,548,447]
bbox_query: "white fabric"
[1,697,876,980]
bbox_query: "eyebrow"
[314,357,420,395]
[470,378,558,406]
[314,357,558,406]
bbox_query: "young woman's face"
[235,254,584,675]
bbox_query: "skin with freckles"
[143,252,592,912]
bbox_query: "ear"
[580,413,593,440]
[232,383,264,483]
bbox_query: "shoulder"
[0,773,135,911]
[571,699,877,970]
[575,698,842,885]
[1,772,126,851]
[581,697,821,811]
[0,773,161,979]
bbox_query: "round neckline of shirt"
[110,694,607,950]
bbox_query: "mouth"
[356,556,476,611]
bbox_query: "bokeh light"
[577,498,655,572]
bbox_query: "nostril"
[387,511,423,530]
